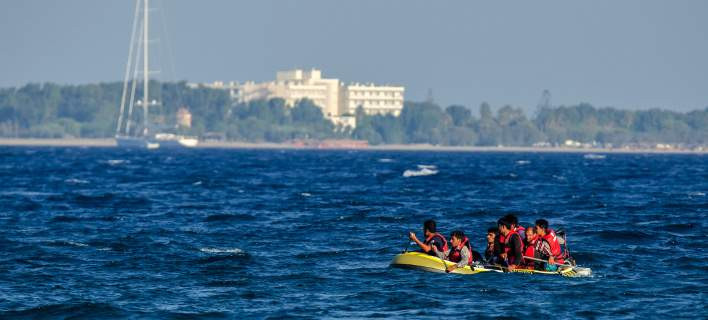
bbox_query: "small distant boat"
[154,133,198,148]
[390,251,591,277]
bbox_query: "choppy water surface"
[0,147,706,319]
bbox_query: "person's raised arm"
[409,231,432,252]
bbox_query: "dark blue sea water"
[0,147,706,319]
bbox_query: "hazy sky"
[1,0,707,112]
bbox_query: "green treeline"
[0,82,230,138]
[0,82,706,146]
[356,102,707,146]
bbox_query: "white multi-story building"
[273,69,340,118]
[195,69,404,128]
[339,83,405,116]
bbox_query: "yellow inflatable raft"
[390,251,590,277]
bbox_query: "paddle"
[441,257,450,273]
[480,264,508,272]
[523,256,592,276]
[521,255,592,275]
[523,255,570,267]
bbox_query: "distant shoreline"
[0,138,704,154]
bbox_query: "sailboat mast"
[116,0,141,136]
[143,0,149,135]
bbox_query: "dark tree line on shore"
[0,82,706,146]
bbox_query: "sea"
[0,147,705,319]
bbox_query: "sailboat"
[115,0,197,149]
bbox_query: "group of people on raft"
[408,214,572,273]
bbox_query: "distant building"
[564,139,582,148]
[197,81,240,100]
[194,69,405,129]
[176,107,192,128]
[340,82,404,116]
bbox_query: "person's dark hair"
[497,218,512,229]
[451,230,465,240]
[487,227,499,235]
[423,219,437,233]
[526,225,536,233]
[502,214,519,227]
[535,219,549,231]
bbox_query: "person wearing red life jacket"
[534,219,565,271]
[409,219,448,256]
[502,213,526,240]
[522,225,539,269]
[432,230,472,272]
[498,218,524,270]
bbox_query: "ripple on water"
[202,214,257,223]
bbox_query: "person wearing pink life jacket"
[409,219,448,256]
[498,218,524,270]
[432,230,473,272]
[534,219,565,271]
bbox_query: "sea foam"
[200,247,245,254]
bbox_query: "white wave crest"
[516,160,531,165]
[403,167,438,177]
[107,159,128,165]
[300,192,312,197]
[583,154,606,160]
[68,241,89,247]
[65,178,89,184]
[57,240,89,247]
[378,158,395,163]
[200,247,245,254]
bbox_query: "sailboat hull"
[157,138,198,148]
[154,133,198,148]
[115,136,159,149]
